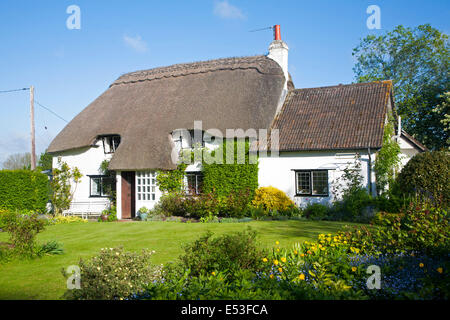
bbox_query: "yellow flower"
[419,263,424,268]
[262,258,268,263]
[300,253,305,257]
[293,250,298,255]
[437,267,443,274]
[275,241,280,245]
[211,271,216,276]
[276,248,280,252]
[269,274,274,279]
[307,250,312,255]
[281,257,287,263]
[278,267,283,273]
[273,259,279,266]
[298,273,305,280]
[352,267,357,272]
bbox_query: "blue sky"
[0,0,449,165]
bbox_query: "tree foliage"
[353,24,450,150]
[38,151,52,171]
[396,151,449,207]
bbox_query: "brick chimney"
[267,25,289,90]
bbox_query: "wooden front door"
[121,171,135,219]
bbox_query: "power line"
[34,99,68,123]
[0,87,29,94]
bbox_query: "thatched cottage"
[47,26,426,219]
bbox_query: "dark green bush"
[0,170,50,212]
[217,189,253,218]
[330,187,373,222]
[396,151,449,207]
[302,203,330,220]
[175,228,265,280]
[157,192,187,217]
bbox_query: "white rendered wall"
[258,150,377,208]
[52,139,113,216]
[398,135,421,168]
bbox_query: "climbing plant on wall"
[374,119,401,194]
[202,139,258,199]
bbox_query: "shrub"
[302,203,330,220]
[342,202,449,255]
[217,189,253,218]
[331,187,373,222]
[0,170,49,212]
[182,193,220,219]
[175,228,266,280]
[252,186,296,213]
[47,215,88,225]
[0,210,46,257]
[396,151,450,207]
[62,247,161,300]
[157,192,187,217]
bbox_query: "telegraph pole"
[30,85,36,170]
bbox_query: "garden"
[0,145,448,300]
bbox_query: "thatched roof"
[47,55,286,170]
[267,81,393,151]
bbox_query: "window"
[136,171,157,201]
[189,130,205,148]
[101,135,121,154]
[295,170,329,196]
[186,172,203,195]
[89,175,115,197]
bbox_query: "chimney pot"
[274,25,281,40]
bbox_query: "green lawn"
[0,220,358,300]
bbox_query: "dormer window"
[172,129,204,151]
[101,135,121,154]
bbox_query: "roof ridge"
[291,80,393,93]
[111,55,281,87]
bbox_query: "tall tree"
[353,24,449,150]
[2,153,31,170]
[38,150,53,171]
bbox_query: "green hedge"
[202,140,258,199]
[0,170,50,212]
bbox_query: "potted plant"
[138,207,149,221]
[100,209,109,222]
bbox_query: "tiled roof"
[270,81,393,151]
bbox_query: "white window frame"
[136,171,157,201]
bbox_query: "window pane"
[297,172,310,194]
[91,178,101,196]
[196,175,203,194]
[312,171,328,195]
[187,174,196,195]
